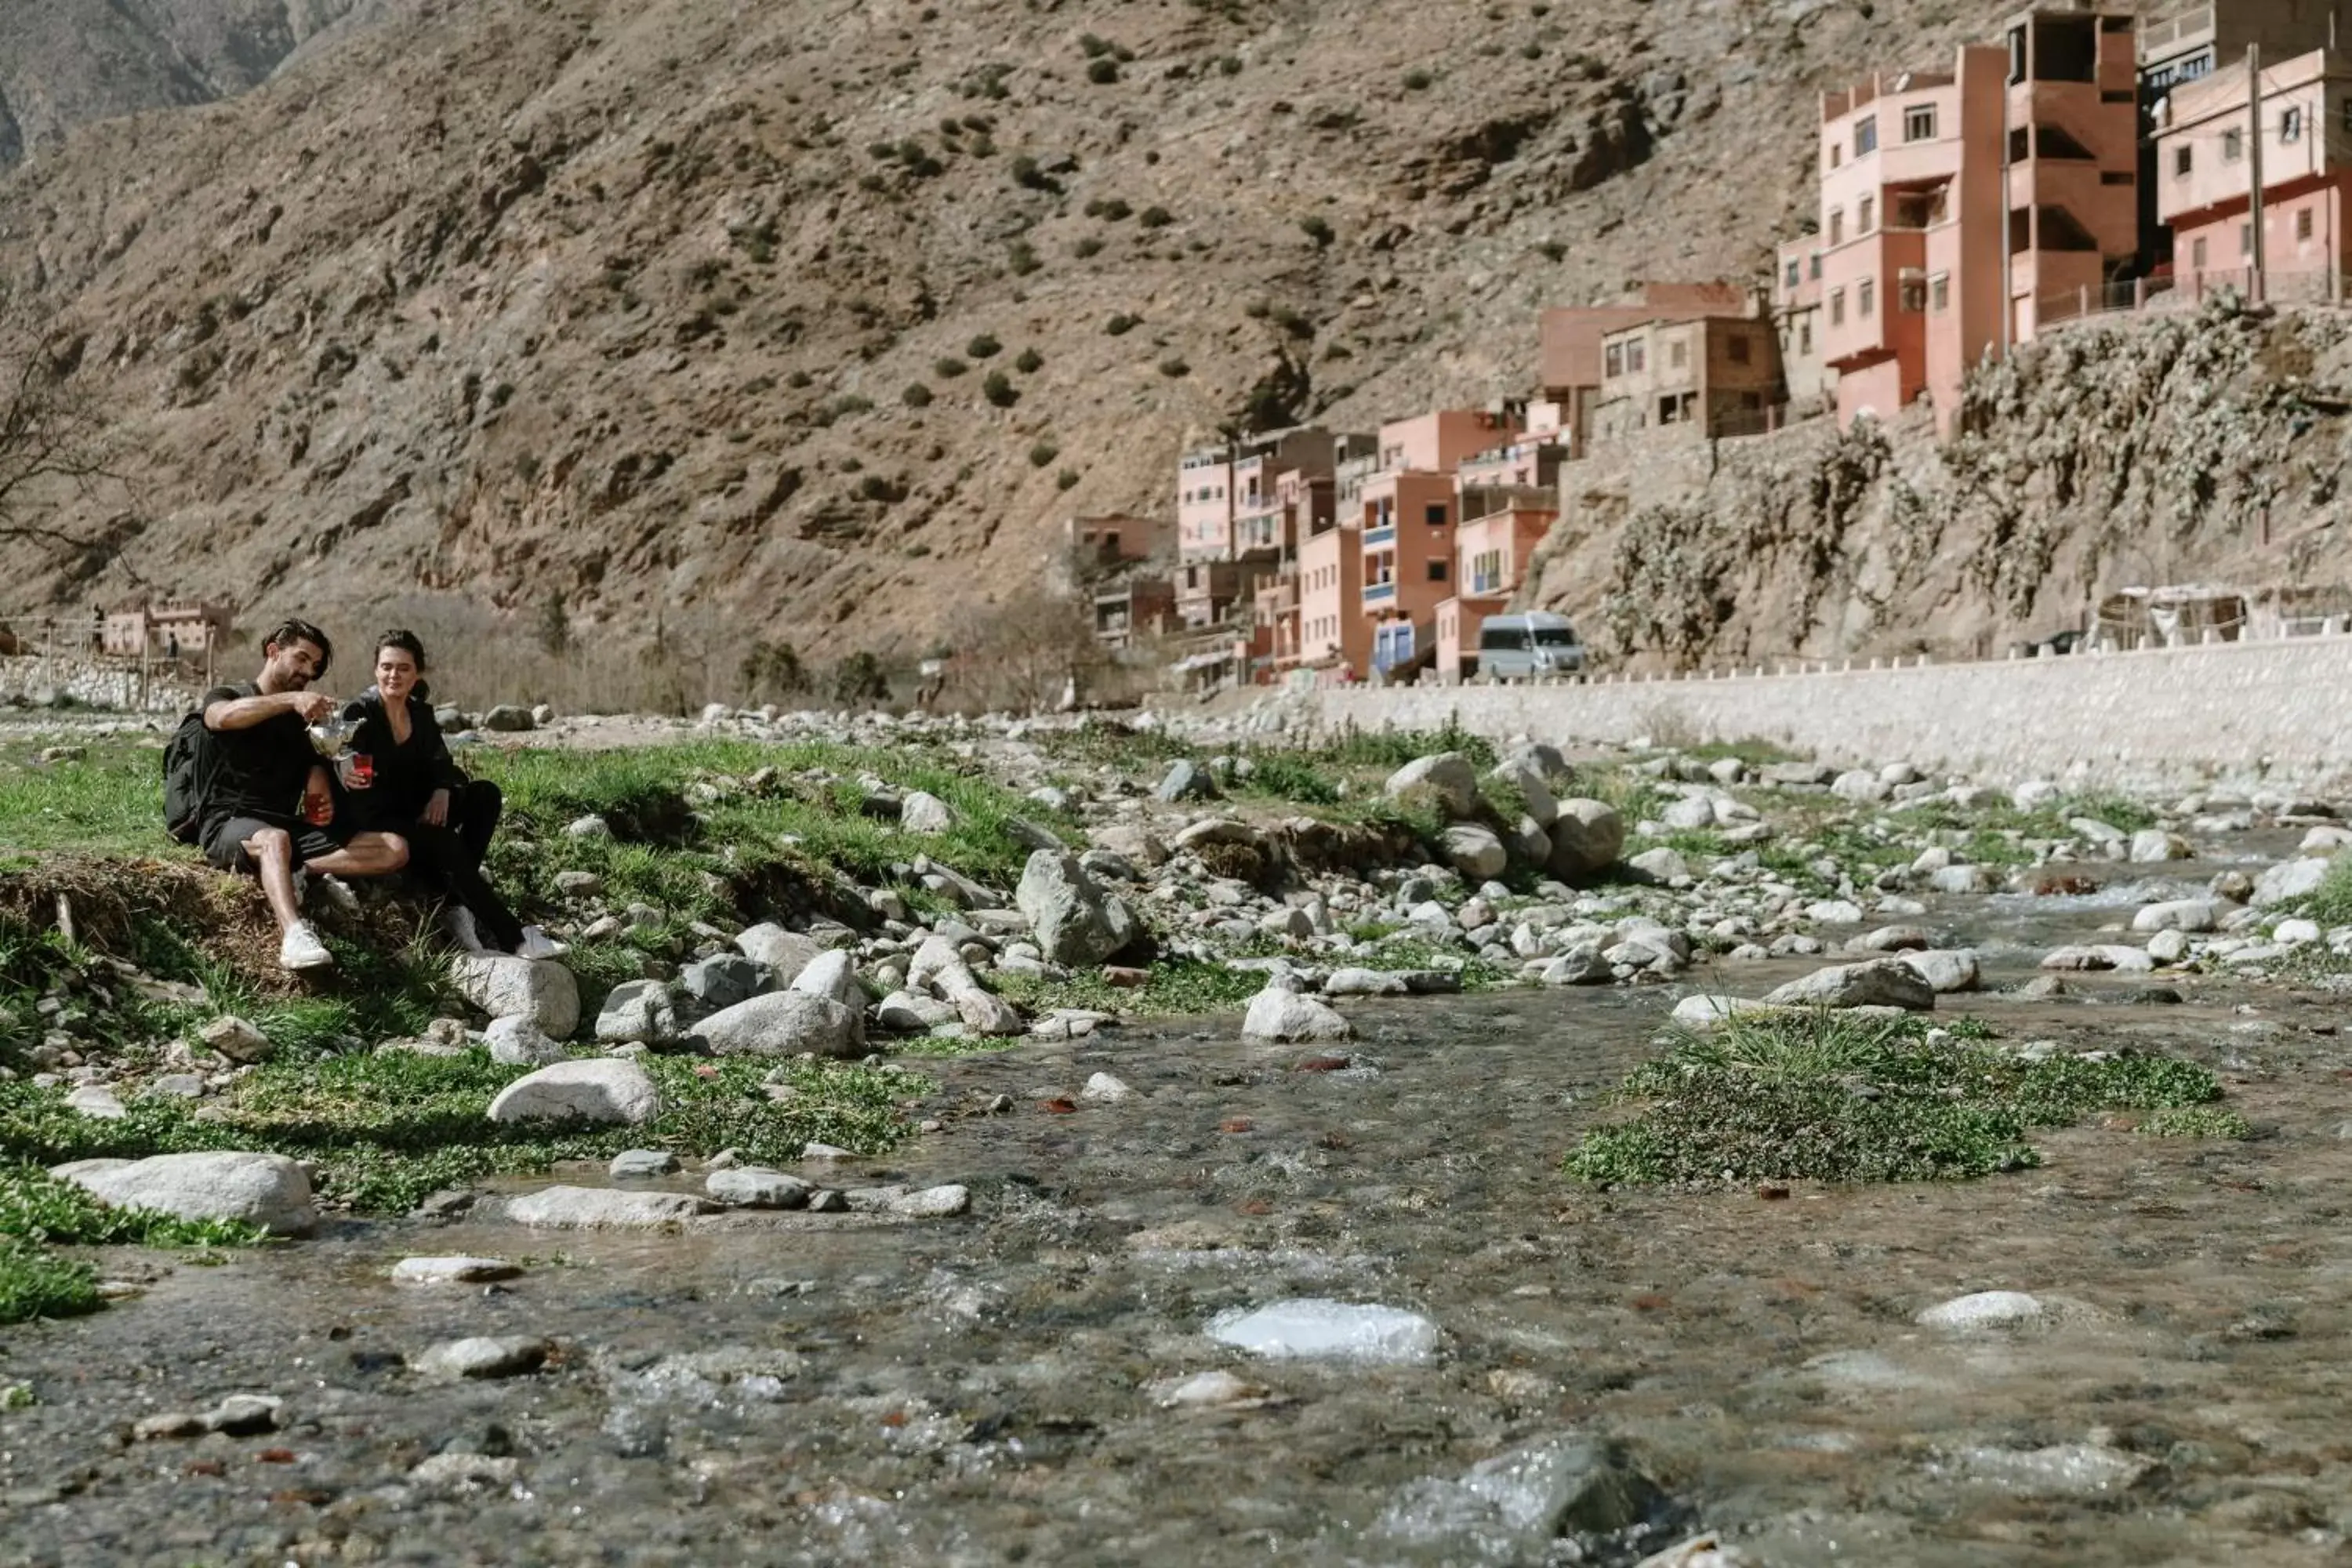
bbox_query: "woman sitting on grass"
[338,630,565,961]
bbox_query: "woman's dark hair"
[374,629,428,672]
[263,618,333,678]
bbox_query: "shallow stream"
[5,877,2352,1566]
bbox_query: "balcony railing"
[1363,524,1396,547]
[1362,581,1396,605]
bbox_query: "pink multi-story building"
[1432,494,1557,682]
[1345,411,1523,674]
[1174,426,1345,564]
[1294,523,1367,675]
[2157,46,2352,302]
[1809,9,2139,430]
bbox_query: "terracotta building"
[1432,492,1558,683]
[1589,314,1785,440]
[1807,9,2140,430]
[2156,46,2352,302]
[102,601,232,659]
[2140,3,2339,97]
[1294,523,1367,675]
[1773,238,1838,413]
[1537,283,1751,453]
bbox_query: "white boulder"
[486,1058,661,1126]
[52,1152,316,1236]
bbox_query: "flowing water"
[5,886,2352,1566]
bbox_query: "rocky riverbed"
[5,707,2352,1563]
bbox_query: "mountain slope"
[0,0,2038,655]
[0,1,370,169]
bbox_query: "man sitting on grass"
[197,619,409,971]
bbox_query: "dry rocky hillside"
[0,1,373,169]
[0,0,2053,659]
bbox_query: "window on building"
[1784,259,1801,290]
[1858,195,1875,234]
[1829,143,1842,169]
[1798,319,1813,354]
[2174,144,2192,177]
[1930,273,1950,313]
[2223,127,2242,162]
[1829,209,1845,245]
[2191,236,2208,269]
[1627,340,1647,372]
[1808,253,1822,280]
[1728,334,1751,364]
[2299,206,2317,241]
[1424,503,1447,527]
[1899,274,1926,313]
[1829,289,1846,325]
[1858,278,1875,318]
[2241,222,2253,256]
[1854,115,1878,154]
[1605,343,1622,377]
[1904,103,1936,142]
[1669,339,1688,370]
[2282,106,2303,143]
[1428,560,1448,582]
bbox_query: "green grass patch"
[0,740,169,860]
[993,958,1266,1024]
[1565,1011,2232,1188]
[0,1163,272,1327]
[0,1051,920,1215]
[1233,753,1342,807]
[2291,854,2352,928]
[0,1235,100,1324]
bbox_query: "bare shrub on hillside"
[930,584,1104,714]
[347,594,755,716]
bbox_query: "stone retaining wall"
[1316,635,2352,789]
[0,655,201,714]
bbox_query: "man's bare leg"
[242,827,303,934]
[305,833,410,879]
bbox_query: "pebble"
[1916,1290,2045,1330]
[412,1336,551,1380]
[410,1452,521,1487]
[391,1256,521,1286]
[608,1149,681,1179]
[1151,1369,1270,1409]
[705,1167,815,1209]
[1081,1071,1135,1103]
[1206,1298,1438,1364]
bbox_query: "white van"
[1476,612,1584,680]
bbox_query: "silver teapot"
[306,713,360,760]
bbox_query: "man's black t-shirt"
[198,682,318,826]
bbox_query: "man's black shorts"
[200,813,347,873]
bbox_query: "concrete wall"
[1316,633,2352,789]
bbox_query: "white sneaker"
[515,925,570,961]
[314,874,361,915]
[279,920,333,972]
[444,906,488,955]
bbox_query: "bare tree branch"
[0,319,132,585]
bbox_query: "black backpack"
[162,684,249,844]
[162,710,213,844]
